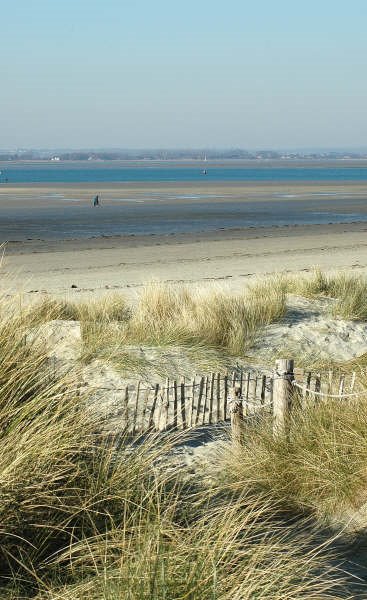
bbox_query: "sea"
[2,162,367,183]
[1,162,367,241]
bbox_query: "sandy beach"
[1,180,367,300]
[2,220,367,300]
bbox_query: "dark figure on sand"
[93,194,100,207]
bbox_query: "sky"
[1,0,367,149]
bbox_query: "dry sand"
[2,221,367,301]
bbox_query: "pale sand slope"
[2,221,367,300]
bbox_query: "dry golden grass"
[217,398,367,526]
[24,280,287,377]
[26,293,131,326]
[0,293,359,598]
[40,494,347,600]
[127,278,287,354]
[288,268,367,320]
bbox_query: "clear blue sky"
[1,0,367,149]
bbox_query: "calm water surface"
[2,163,367,183]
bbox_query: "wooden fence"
[112,370,272,434]
[93,361,361,435]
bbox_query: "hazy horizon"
[4,146,367,154]
[2,1,367,149]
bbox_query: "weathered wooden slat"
[244,371,251,416]
[202,375,209,425]
[339,374,345,397]
[173,380,178,429]
[269,376,274,407]
[180,379,186,429]
[303,371,312,403]
[123,385,129,429]
[231,370,237,388]
[188,377,195,427]
[252,373,258,413]
[148,383,159,431]
[132,381,141,435]
[140,387,151,432]
[195,377,205,425]
[260,375,266,406]
[314,373,321,402]
[159,379,170,431]
[216,373,221,422]
[273,359,294,437]
[223,374,228,420]
[231,385,244,445]
[209,372,215,424]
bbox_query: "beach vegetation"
[24,280,287,377]
[127,278,287,353]
[0,289,365,596]
[0,313,350,598]
[217,398,367,525]
[288,268,367,320]
[26,293,131,325]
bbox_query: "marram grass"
[127,279,287,354]
[216,398,367,525]
[0,294,356,598]
[288,267,367,320]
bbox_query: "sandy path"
[2,222,367,300]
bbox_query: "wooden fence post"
[230,385,244,445]
[273,358,294,438]
[158,379,169,432]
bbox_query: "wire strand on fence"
[79,364,361,433]
[292,380,362,399]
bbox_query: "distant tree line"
[1,149,367,161]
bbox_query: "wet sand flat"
[1,181,367,242]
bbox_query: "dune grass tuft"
[329,273,367,320]
[288,268,367,320]
[128,278,287,354]
[26,279,286,358]
[287,267,330,298]
[26,293,131,326]
[217,398,367,525]
[40,494,347,600]
[0,293,360,597]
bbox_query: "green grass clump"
[217,398,367,524]
[329,273,367,320]
[50,279,286,373]
[41,495,347,600]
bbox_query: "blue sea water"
[2,163,367,183]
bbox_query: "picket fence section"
[107,366,360,434]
